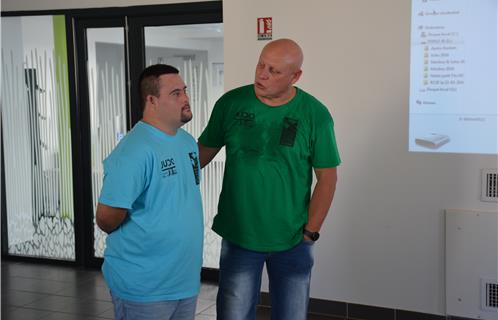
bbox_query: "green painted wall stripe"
[53,15,74,219]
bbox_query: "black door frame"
[73,16,129,268]
[73,2,222,268]
[1,2,222,278]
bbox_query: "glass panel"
[86,28,127,258]
[145,23,224,268]
[1,16,75,260]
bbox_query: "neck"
[141,118,177,136]
[256,86,296,107]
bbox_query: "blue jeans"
[111,292,197,320]
[216,239,314,320]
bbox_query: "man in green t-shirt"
[198,38,341,320]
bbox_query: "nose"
[256,67,269,80]
[182,91,190,103]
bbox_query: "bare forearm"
[96,204,127,234]
[198,143,221,168]
[306,168,338,231]
[97,218,125,234]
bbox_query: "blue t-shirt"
[99,121,203,302]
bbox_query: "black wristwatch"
[303,228,320,241]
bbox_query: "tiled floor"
[1,260,342,320]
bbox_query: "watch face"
[304,229,320,241]
[310,232,319,241]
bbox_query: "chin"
[254,87,266,97]
[181,114,193,124]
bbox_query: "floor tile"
[1,305,19,318]
[24,295,113,316]
[2,289,47,307]
[198,282,218,301]
[96,307,114,319]
[1,261,350,320]
[75,270,108,287]
[2,276,69,294]
[55,282,111,301]
[309,313,346,320]
[199,304,217,316]
[195,314,216,320]
[1,306,53,320]
[2,262,93,283]
[196,298,216,314]
[41,312,112,320]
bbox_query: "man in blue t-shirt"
[96,64,203,320]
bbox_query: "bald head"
[261,38,304,72]
[254,38,304,106]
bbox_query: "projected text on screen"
[409,0,497,154]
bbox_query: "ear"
[291,69,302,84]
[147,95,158,109]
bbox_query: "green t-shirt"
[199,85,341,251]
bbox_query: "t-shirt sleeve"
[98,153,147,210]
[198,98,226,148]
[311,115,341,168]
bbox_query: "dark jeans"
[216,239,315,320]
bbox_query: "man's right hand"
[198,143,221,168]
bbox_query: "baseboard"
[201,267,219,283]
[202,268,478,320]
[259,292,479,320]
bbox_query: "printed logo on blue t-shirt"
[161,157,177,177]
[189,152,200,185]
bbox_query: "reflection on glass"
[86,28,127,258]
[145,23,224,268]
[1,16,75,260]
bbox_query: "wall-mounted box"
[446,209,498,320]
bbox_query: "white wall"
[3,0,498,316]
[223,0,497,316]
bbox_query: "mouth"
[182,105,191,112]
[255,82,265,90]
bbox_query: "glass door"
[73,3,223,267]
[1,15,75,261]
[143,23,224,268]
[87,27,128,258]
[1,3,223,267]
[74,18,128,264]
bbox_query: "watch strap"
[303,228,320,241]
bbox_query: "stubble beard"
[181,108,193,124]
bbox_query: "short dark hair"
[138,64,179,112]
